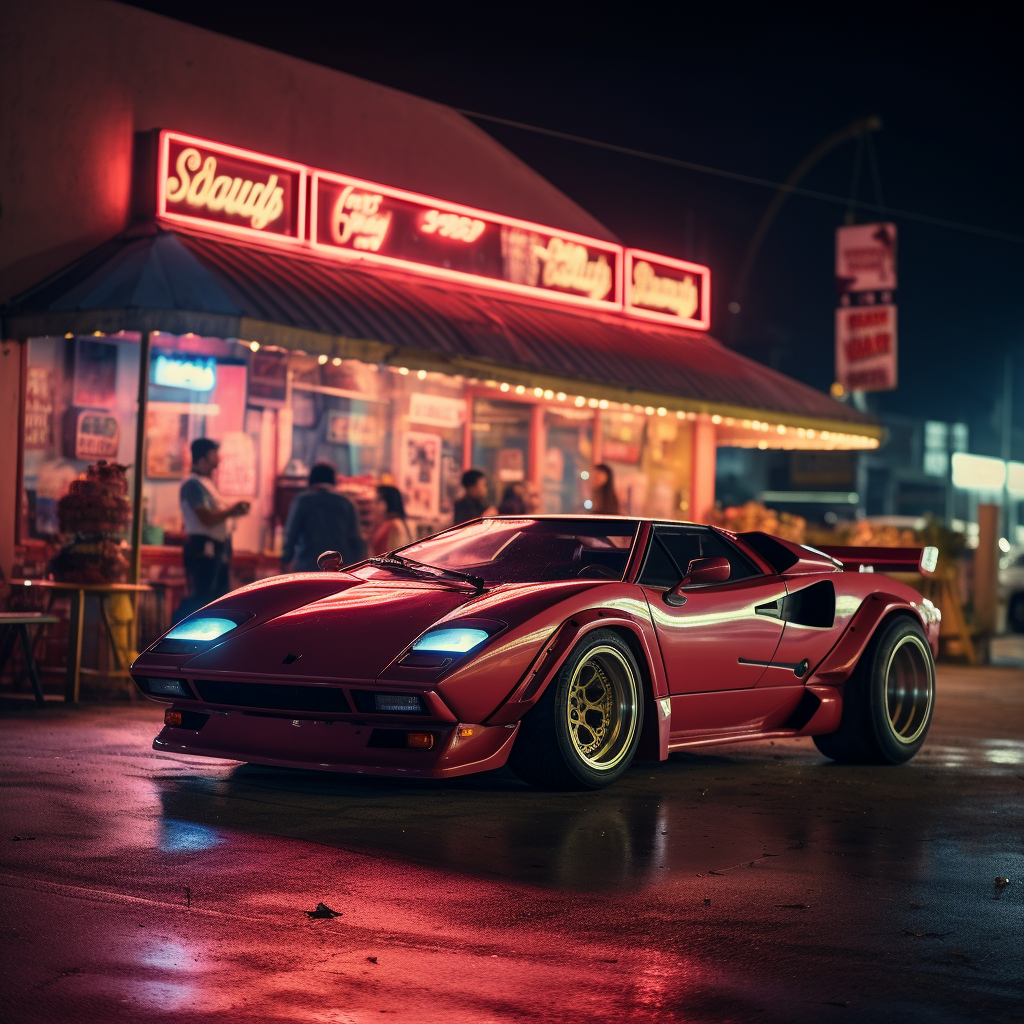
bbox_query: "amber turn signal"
[164,710,183,727]
[458,727,475,738]
[406,732,434,750]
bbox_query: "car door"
[638,525,787,694]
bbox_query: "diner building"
[1,1,879,623]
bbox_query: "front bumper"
[153,710,519,778]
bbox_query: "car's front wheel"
[814,616,935,765]
[509,629,644,789]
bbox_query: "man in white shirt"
[176,438,250,620]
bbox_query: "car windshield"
[369,518,639,584]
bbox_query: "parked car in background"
[999,550,1024,632]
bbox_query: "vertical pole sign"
[835,223,897,391]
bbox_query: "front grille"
[192,679,351,713]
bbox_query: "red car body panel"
[131,518,939,778]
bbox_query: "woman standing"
[371,484,413,554]
[589,463,620,515]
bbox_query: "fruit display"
[51,461,131,583]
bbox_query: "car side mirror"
[317,550,344,572]
[665,557,730,606]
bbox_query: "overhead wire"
[456,108,1022,245]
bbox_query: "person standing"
[589,463,621,515]
[176,438,250,620]
[371,484,413,554]
[282,462,366,572]
[453,469,498,525]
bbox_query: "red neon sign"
[624,249,711,330]
[310,170,622,311]
[157,131,306,246]
[153,132,717,326]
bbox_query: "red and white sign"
[624,250,711,330]
[835,222,897,295]
[310,171,621,310]
[158,131,307,246]
[835,223,897,393]
[835,304,897,392]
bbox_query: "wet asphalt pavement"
[1,664,1021,1024]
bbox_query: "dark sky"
[125,2,1023,458]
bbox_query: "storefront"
[1,2,879,653]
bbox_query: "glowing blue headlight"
[166,617,239,642]
[412,627,489,654]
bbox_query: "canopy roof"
[2,226,878,438]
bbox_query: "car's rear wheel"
[814,616,935,765]
[509,629,644,789]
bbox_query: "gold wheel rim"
[884,634,934,744]
[565,645,639,771]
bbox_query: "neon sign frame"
[310,169,623,311]
[624,249,712,330]
[154,131,716,327]
[157,131,307,248]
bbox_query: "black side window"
[639,527,760,588]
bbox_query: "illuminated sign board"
[157,131,306,246]
[624,250,711,330]
[311,171,621,310]
[151,352,217,392]
[834,223,897,393]
[155,131,716,326]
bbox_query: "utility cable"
[456,108,1022,245]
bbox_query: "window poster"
[73,338,118,408]
[145,406,190,478]
[25,367,54,449]
[401,431,441,519]
[216,431,258,497]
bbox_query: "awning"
[2,225,879,439]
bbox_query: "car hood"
[181,581,472,681]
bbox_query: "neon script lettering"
[331,186,392,251]
[421,209,486,243]
[532,238,613,301]
[165,148,285,230]
[631,261,699,319]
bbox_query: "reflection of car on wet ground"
[999,551,1024,632]
[131,517,941,789]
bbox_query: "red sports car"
[131,517,940,789]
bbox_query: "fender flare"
[484,609,671,760]
[810,593,928,691]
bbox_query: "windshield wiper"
[368,555,486,593]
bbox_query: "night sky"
[125,2,1022,459]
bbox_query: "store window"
[543,407,593,512]
[471,398,531,512]
[22,334,141,544]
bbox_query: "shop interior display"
[50,461,131,583]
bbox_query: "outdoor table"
[0,613,61,705]
[11,581,152,702]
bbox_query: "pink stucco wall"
[0,0,616,303]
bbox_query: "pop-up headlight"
[151,611,253,655]
[166,617,239,642]
[412,627,490,654]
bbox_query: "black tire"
[509,629,645,789]
[1009,593,1024,634]
[814,616,935,765]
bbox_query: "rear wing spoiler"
[817,545,939,575]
